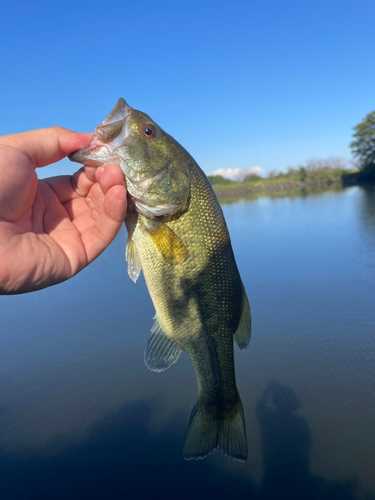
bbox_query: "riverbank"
[213,179,342,200]
[208,164,375,201]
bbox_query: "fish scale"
[69,98,252,461]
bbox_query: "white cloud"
[209,166,263,180]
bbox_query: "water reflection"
[360,185,375,236]
[217,183,345,205]
[1,187,375,498]
[0,399,256,500]
[256,382,369,500]
[0,384,373,500]
[256,382,311,499]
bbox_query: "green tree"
[299,166,307,182]
[207,175,234,185]
[243,173,261,183]
[350,111,375,169]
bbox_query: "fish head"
[69,98,191,217]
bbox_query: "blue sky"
[1,0,374,177]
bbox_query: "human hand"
[0,127,127,294]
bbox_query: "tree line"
[208,111,375,187]
[349,110,375,182]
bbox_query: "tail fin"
[183,396,248,462]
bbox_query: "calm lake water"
[1,186,375,500]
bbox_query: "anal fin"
[145,318,182,372]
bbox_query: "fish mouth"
[69,98,132,166]
[100,97,131,126]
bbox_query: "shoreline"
[213,179,342,199]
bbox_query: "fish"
[69,98,251,461]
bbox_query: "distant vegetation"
[208,157,354,195]
[216,183,344,205]
[347,110,375,183]
[206,175,236,185]
[208,110,375,197]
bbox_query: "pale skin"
[0,127,127,294]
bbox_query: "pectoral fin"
[126,237,142,283]
[146,222,189,265]
[234,283,252,350]
[145,318,182,372]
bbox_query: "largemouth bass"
[69,98,251,461]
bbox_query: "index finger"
[0,127,92,169]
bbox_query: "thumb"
[0,127,92,169]
[0,128,92,221]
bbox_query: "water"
[1,186,374,499]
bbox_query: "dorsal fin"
[234,283,251,350]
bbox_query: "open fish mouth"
[69,98,132,166]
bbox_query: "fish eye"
[142,125,157,138]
